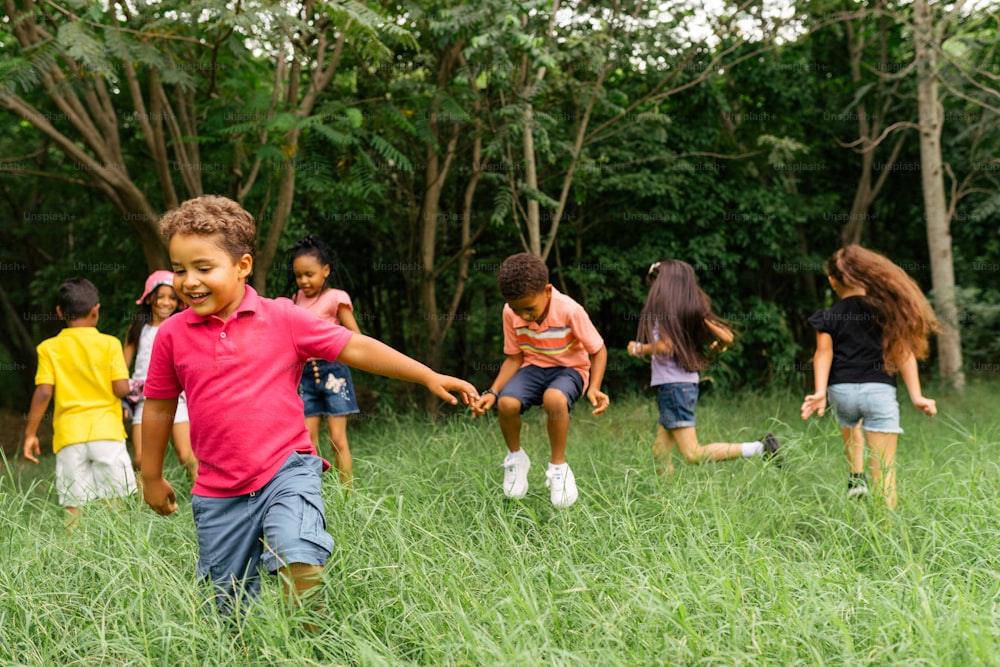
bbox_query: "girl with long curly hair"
[801,245,938,509]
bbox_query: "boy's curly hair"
[58,277,99,321]
[160,195,256,261]
[498,253,549,301]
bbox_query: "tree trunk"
[914,0,965,391]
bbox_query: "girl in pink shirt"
[627,260,780,473]
[124,271,197,481]
[288,235,362,487]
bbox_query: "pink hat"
[136,270,176,304]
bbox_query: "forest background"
[1,0,998,446]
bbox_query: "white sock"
[741,441,763,457]
[507,449,527,460]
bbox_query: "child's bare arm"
[338,306,363,335]
[899,353,936,416]
[112,378,130,399]
[706,320,735,347]
[587,345,610,416]
[472,354,523,416]
[801,332,833,419]
[123,341,136,371]
[141,398,179,515]
[627,339,673,357]
[336,334,478,405]
[22,384,53,464]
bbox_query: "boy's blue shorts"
[499,365,584,412]
[190,452,334,605]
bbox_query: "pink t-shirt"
[293,288,353,325]
[144,286,354,497]
[502,287,604,386]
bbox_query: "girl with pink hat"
[124,271,198,481]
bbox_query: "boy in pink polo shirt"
[472,253,609,507]
[141,195,477,612]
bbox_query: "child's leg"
[305,415,322,449]
[496,396,525,452]
[672,427,744,464]
[866,431,898,510]
[326,415,353,486]
[652,425,675,475]
[842,423,865,474]
[131,423,142,470]
[280,562,324,601]
[542,388,570,464]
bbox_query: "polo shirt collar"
[184,284,260,325]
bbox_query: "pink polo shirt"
[144,286,354,497]
[502,287,605,386]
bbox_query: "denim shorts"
[298,359,360,417]
[190,452,334,605]
[827,382,902,434]
[500,365,585,412]
[656,383,698,429]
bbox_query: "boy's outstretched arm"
[337,334,478,406]
[141,398,179,515]
[471,354,522,417]
[22,384,53,463]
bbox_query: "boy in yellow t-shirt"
[23,277,136,516]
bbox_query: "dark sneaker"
[762,432,782,465]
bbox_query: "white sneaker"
[546,462,578,508]
[502,450,530,498]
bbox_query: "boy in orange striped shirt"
[472,253,609,507]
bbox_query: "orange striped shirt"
[502,287,604,385]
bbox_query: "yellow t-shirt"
[35,327,129,452]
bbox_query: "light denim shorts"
[827,382,902,434]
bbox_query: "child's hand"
[471,392,496,418]
[22,434,40,464]
[427,374,479,407]
[143,477,178,516]
[589,388,610,416]
[913,395,936,417]
[627,340,641,357]
[801,392,826,419]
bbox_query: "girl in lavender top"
[627,260,780,474]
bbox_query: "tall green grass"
[2,381,999,665]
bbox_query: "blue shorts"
[657,383,698,429]
[190,452,334,606]
[500,365,585,412]
[827,382,902,434]
[299,359,360,418]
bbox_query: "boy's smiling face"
[170,232,252,320]
[507,285,552,323]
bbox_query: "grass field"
[2,381,999,666]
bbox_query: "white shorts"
[132,393,189,425]
[55,440,137,507]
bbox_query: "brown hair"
[636,260,729,372]
[159,195,256,261]
[498,252,549,301]
[826,244,937,373]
